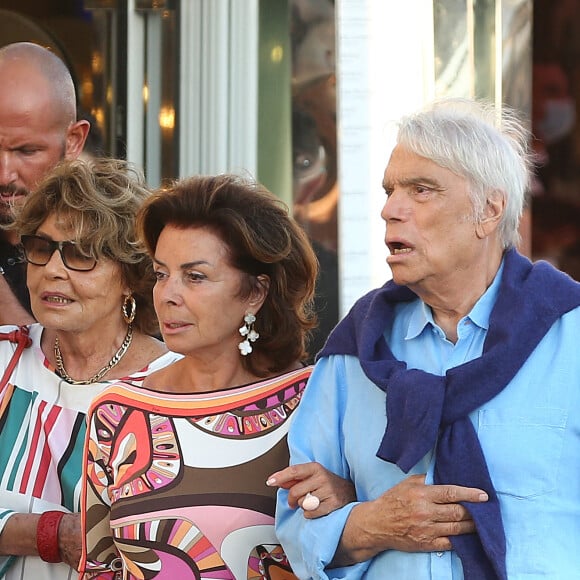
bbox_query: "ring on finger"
[302,492,320,511]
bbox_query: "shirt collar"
[405,258,506,340]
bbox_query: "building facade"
[1,0,547,356]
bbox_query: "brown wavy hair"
[137,173,319,375]
[11,157,159,336]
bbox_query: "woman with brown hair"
[79,174,353,579]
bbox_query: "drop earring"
[238,312,259,356]
[122,294,137,325]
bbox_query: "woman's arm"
[0,512,80,569]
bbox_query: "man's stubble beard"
[0,142,66,229]
[0,187,30,227]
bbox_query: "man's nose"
[0,153,17,187]
[381,189,405,222]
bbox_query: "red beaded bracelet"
[36,510,65,563]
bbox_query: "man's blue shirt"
[276,263,580,579]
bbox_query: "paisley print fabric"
[79,366,311,579]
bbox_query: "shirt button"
[436,552,444,557]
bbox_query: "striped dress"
[0,324,180,580]
[79,366,312,579]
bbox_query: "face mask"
[537,98,576,144]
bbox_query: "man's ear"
[476,192,505,239]
[64,119,91,159]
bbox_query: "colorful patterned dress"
[79,366,312,580]
[0,323,179,580]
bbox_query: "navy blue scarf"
[318,250,580,580]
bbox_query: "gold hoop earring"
[122,294,137,325]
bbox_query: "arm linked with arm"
[275,356,371,579]
[275,355,488,577]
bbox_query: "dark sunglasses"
[20,234,97,272]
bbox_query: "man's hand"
[332,474,488,566]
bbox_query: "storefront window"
[0,2,111,156]
[290,0,339,358]
[433,0,496,100]
[532,0,580,279]
[140,3,179,186]
[0,1,178,187]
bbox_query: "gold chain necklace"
[54,326,133,385]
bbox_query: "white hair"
[396,98,533,249]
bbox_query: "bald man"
[0,43,89,324]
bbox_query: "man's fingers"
[392,474,487,503]
[431,517,477,537]
[448,519,477,536]
[431,501,474,524]
[430,484,488,504]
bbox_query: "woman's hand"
[267,462,356,519]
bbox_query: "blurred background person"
[0,42,89,325]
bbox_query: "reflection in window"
[433,0,496,100]
[143,7,178,186]
[532,0,580,279]
[290,0,339,359]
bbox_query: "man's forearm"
[330,502,388,567]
